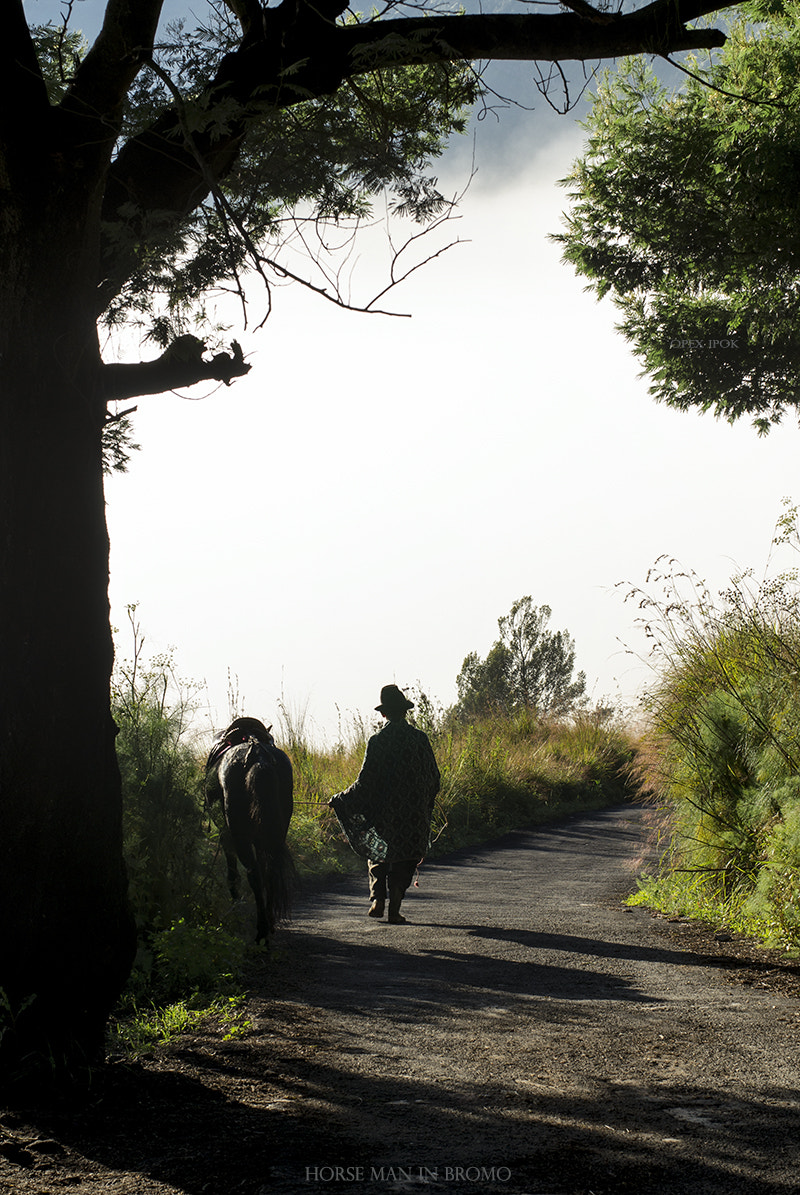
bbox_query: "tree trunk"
[0,182,135,1078]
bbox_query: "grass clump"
[625,504,800,951]
[110,993,252,1056]
[429,705,635,851]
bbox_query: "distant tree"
[455,597,586,720]
[456,644,514,719]
[554,1,800,432]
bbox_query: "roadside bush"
[628,509,800,949]
[112,608,240,1017]
[147,919,250,1001]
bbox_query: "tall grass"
[280,696,636,866]
[626,509,800,950]
[429,706,634,850]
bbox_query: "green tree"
[554,1,800,432]
[456,644,514,718]
[0,0,734,1073]
[456,597,586,719]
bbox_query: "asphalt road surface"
[3,805,799,1195]
[259,804,800,1195]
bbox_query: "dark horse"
[205,717,294,944]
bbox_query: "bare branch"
[257,252,413,319]
[367,181,473,311]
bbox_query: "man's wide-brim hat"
[375,684,414,714]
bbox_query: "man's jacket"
[330,718,440,863]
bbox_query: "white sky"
[27,2,800,744]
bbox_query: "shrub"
[111,609,241,1025]
[113,608,226,938]
[627,509,800,949]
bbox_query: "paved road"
[5,806,798,1195]
[256,804,800,1194]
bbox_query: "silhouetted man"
[329,685,440,924]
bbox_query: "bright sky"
[27,1,800,744]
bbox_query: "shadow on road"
[467,926,800,982]
[277,928,663,1011]
[6,809,799,1195]
[13,1025,800,1195]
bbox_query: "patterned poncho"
[330,718,440,863]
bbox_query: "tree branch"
[97,0,733,311]
[63,0,164,129]
[339,2,729,66]
[2,1,50,142]
[101,337,251,402]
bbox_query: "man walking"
[329,685,440,924]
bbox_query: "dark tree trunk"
[0,177,135,1078]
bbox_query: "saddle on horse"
[205,716,275,774]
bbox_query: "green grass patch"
[110,993,252,1055]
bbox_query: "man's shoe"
[387,912,407,924]
[368,901,385,918]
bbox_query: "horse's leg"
[232,748,294,944]
[246,849,270,944]
[218,824,241,900]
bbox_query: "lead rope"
[414,813,450,887]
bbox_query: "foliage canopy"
[32,12,480,353]
[555,1,800,432]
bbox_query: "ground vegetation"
[628,503,800,951]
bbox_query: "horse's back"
[219,738,293,832]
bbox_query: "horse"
[205,718,295,944]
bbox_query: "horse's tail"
[246,747,296,933]
[263,837,296,928]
